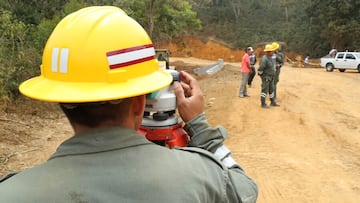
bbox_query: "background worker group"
[239,42,284,108]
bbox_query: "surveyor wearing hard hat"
[271,42,284,102]
[257,44,280,108]
[0,6,258,203]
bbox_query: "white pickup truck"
[320,51,360,72]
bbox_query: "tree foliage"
[0,9,37,99]
[306,0,360,53]
[193,0,360,56]
[115,0,201,40]
[0,0,67,25]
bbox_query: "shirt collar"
[49,127,152,160]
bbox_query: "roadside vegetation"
[0,0,359,101]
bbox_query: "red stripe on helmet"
[109,56,155,69]
[106,44,154,56]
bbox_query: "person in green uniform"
[272,42,284,101]
[258,44,280,108]
[0,6,258,203]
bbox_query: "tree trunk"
[149,0,155,38]
[230,0,241,20]
[284,6,288,23]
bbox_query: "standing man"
[248,47,257,87]
[329,48,337,57]
[258,44,280,108]
[0,6,258,203]
[239,47,253,97]
[272,42,284,102]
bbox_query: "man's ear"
[133,95,146,117]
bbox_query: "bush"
[0,9,41,100]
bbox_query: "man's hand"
[173,71,204,122]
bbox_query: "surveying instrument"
[138,70,189,148]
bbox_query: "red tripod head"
[138,120,189,148]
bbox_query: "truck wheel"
[326,63,334,72]
[339,69,345,72]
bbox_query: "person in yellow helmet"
[258,44,279,108]
[0,6,258,203]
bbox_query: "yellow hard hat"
[264,44,274,52]
[272,42,280,50]
[19,6,172,103]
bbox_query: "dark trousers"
[260,75,275,104]
[248,66,256,85]
[274,68,281,99]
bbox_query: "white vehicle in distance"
[320,51,360,72]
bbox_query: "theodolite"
[138,70,189,148]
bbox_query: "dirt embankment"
[155,36,245,62]
[155,36,319,69]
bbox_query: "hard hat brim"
[264,48,274,52]
[19,70,172,103]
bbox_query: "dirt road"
[189,59,360,203]
[1,57,359,203]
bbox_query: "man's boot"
[261,98,269,108]
[270,99,280,107]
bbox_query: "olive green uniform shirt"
[258,55,274,77]
[0,113,258,203]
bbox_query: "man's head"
[19,6,173,130]
[59,97,145,130]
[247,47,254,54]
[264,44,274,56]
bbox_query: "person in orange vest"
[239,47,253,97]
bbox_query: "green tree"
[32,0,89,50]
[116,0,201,41]
[194,0,287,48]
[0,0,89,100]
[0,9,35,99]
[306,0,360,53]
[0,0,67,25]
